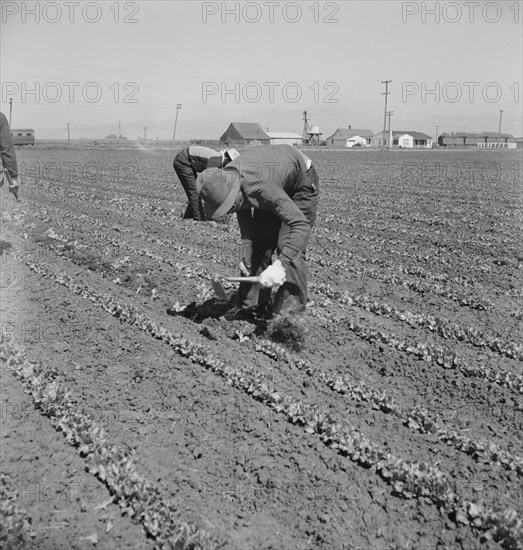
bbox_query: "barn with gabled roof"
[220,123,270,145]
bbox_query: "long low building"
[438,132,515,147]
[267,132,303,145]
[10,128,35,146]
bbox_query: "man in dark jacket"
[0,112,19,198]
[196,144,319,315]
[173,145,239,220]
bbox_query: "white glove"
[259,260,286,288]
[8,179,19,200]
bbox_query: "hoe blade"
[211,279,229,300]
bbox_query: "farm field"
[1,146,522,550]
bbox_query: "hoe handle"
[223,276,262,284]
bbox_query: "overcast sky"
[1,0,522,139]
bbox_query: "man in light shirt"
[173,145,239,221]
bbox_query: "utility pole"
[172,103,182,145]
[381,80,391,150]
[144,127,148,142]
[386,111,393,149]
[9,98,13,126]
[118,120,121,139]
[67,123,71,144]
[498,110,503,143]
[434,125,439,148]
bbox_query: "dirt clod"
[265,315,307,352]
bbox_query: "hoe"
[211,275,265,301]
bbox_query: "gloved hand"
[239,239,253,276]
[259,259,286,288]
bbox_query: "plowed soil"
[1,146,521,550]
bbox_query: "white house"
[372,130,433,149]
[267,132,303,145]
[325,127,374,147]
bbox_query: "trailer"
[11,129,35,146]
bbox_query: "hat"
[226,148,240,161]
[197,168,241,219]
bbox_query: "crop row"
[0,338,221,550]
[39,164,520,254]
[253,339,523,476]
[315,290,522,394]
[13,249,522,550]
[16,219,521,400]
[33,167,518,239]
[310,252,495,310]
[25,154,521,237]
[153,286,523,476]
[318,190,519,237]
[321,215,520,259]
[322,181,521,232]
[316,217,520,277]
[35,199,484,294]
[24,198,507,322]
[161,294,523,475]
[19,192,521,351]
[346,319,522,392]
[312,284,521,361]
[317,229,520,285]
[20,216,520,370]
[28,181,521,283]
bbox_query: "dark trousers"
[173,149,205,221]
[239,165,319,315]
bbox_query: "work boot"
[223,306,257,321]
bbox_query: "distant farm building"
[10,129,35,146]
[438,132,516,148]
[325,127,374,147]
[220,123,270,145]
[372,130,433,149]
[267,132,303,146]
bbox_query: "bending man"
[197,144,319,316]
[173,145,239,221]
